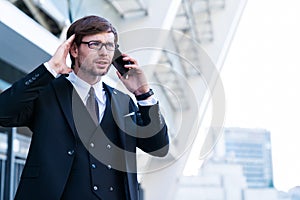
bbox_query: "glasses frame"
[81,41,119,51]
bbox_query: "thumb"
[61,65,73,74]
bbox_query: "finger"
[62,67,73,74]
[116,71,130,80]
[121,53,128,57]
[122,55,137,64]
[124,64,136,69]
[66,34,75,45]
[63,35,76,54]
[116,71,122,79]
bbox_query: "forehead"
[82,32,115,42]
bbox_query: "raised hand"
[47,34,75,75]
[116,54,151,96]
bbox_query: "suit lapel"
[51,79,135,148]
[51,76,76,135]
[103,83,127,146]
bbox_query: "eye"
[89,41,101,48]
[106,43,115,48]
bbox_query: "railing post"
[3,127,16,200]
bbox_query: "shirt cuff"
[44,62,60,78]
[137,97,158,106]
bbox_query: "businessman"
[0,15,169,200]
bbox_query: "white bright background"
[221,0,300,192]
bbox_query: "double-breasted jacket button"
[67,150,74,155]
[107,164,112,170]
[109,187,114,191]
[90,142,95,148]
[93,185,98,191]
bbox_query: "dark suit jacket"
[0,65,169,200]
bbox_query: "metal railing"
[104,0,148,18]
[0,128,30,200]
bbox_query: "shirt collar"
[67,72,105,104]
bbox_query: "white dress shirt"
[44,63,157,123]
[67,72,106,122]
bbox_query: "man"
[0,15,169,200]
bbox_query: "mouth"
[95,60,109,67]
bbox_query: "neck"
[74,68,101,86]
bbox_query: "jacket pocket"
[21,165,40,179]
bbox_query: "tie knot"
[89,87,96,97]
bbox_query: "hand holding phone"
[112,49,150,95]
[112,49,133,76]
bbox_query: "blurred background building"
[176,128,281,200]
[220,128,274,188]
[2,0,297,200]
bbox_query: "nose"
[98,46,108,55]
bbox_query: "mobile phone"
[112,49,133,76]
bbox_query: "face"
[71,32,115,83]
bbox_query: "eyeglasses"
[81,41,118,51]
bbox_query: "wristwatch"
[135,89,154,101]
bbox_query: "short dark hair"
[66,15,118,67]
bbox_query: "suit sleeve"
[0,64,54,127]
[135,102,169,157]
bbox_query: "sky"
[221,0,300,192]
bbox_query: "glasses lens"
[85,41,116,51]
[88,42,101,50]
[105,43,116,51]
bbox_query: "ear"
[70,43,79,58]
